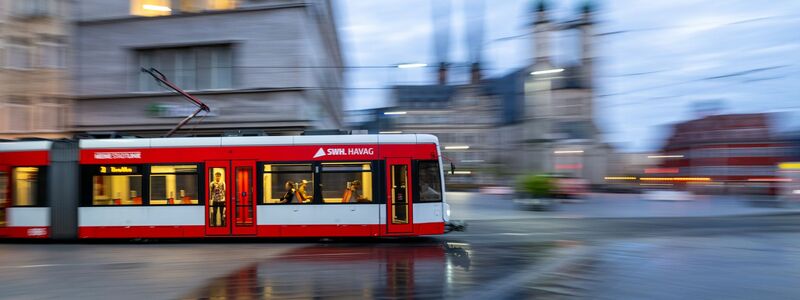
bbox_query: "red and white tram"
[0,134,448,239]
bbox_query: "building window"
[36,98,66,131]
[8,97,31,132]
[12,167,44,206]
[261,164,314,204]
[416,161,442,202]
[320,162,373,203]
[37,104,56,130]
[37,41,66,69]
[181,0,237,12]
[150,165,199,205]
[7,40,30,69]
[137,45,232,91]
[12,0,54,18]
[131,0,172,17]
[91,165,143,205]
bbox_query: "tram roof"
[0,141,53,152]
[78,134,439,149]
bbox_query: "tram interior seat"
[342,189,353,203]
[295,191,311,203]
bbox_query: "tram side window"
[262,164,314,204]
[12,167,44,206]
[417,161,443,202]
[92,166,143,205]
[320,162,373,203]
[150,165,199,205]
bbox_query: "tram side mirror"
[450,162,456,175]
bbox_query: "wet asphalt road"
[4,196,800,299]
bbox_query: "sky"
[335,0,800,152]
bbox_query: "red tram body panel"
[0,135,449,239]
[0,141,51,239]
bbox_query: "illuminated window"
[416,161,442,202]
[92,166,143,205]
[181,0,237,12]
[150,165,199,205]
[261,164,313,204]
[320,162,373,204]
[131,0,172,17]
[208,168,227,227]
[12,167,41,206]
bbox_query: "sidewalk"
[584,232,800,299]
[447,192,800,221]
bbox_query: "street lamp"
[445,145,470,150]
[530,68,564,75]
[554,150,584,154]
[648,155,684,159]
[396,63,428,69]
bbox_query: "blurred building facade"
[658,113,790,194]
[523,1,611,185]
[0,0,72,139]
[377,1,611,187]
[71,0,344,136]
[387,79,515,187]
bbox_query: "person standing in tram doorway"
[210,171,226,226]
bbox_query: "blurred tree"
[518,174,554,198]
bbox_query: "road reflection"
[181,240,558,299]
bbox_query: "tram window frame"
[148,164,202,205]
[81,164,146,207]
[257,162,315,205]
[413,160,443,203]
[257,161,381,205]
[10,166,48,207]
[318,161,376,205]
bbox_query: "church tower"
[578,1,595,88]
[532,0,553,68]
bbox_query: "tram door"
[205,160,257,236]
[0,165,7,229]
[386,158,413,233]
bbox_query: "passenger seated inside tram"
[343,180,369,203]
[279,181,295,204]
[295,179,312,203]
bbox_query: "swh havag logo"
[313,147,374,158]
